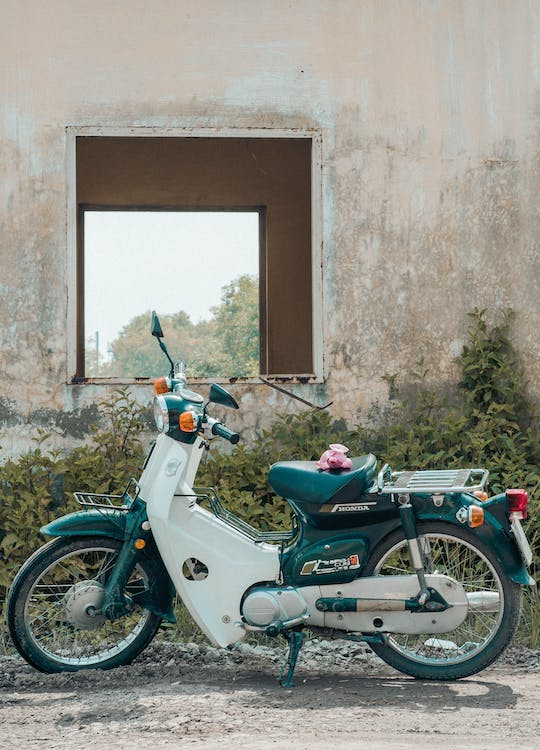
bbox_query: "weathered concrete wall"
[1,0,539,455]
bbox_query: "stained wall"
[1,0,538,454]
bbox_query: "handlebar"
[211,421,240,445]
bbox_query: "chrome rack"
[191,487,297,544]
[377,464,489,495]
[74,478,140,511]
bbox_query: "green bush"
[0,388,146,600]
[197,407,348,530]
[198,308,540,644]
[201,310,539,536]
[1,310,538,644]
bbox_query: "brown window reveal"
[76,136,312,378]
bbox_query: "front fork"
[398,497,431,605]
[102,499,153,620]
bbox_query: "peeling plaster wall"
[1,0,538,455]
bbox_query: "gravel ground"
[1,639,539,749]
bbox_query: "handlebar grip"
[211,422,240,444]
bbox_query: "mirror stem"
[159,340,175,380]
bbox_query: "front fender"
[41,508,128,541]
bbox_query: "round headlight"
[153,395,169,433]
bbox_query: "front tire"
[363,522,522,680]
[7,536,162,673]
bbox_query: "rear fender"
[412,491,534,586]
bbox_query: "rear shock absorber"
[398,495,430,606]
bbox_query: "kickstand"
[279,630,305,688]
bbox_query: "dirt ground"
[1,640,539,750]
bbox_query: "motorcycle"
[7,312,535,686]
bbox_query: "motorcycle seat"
[268,454,377,506]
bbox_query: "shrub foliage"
[1,310,538,641]
[0,389,146,594]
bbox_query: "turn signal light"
[468,505,485,528]
[507,489,528,520]
[456,505,485,527]
[134,538,146,550]
[474,490,488,501]
[154,377,169,395]
[179,411,197,432]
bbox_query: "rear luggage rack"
[74,478,140,511]
[378,465,489,495]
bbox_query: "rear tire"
[363,522,522,680]
[7,536,162,673]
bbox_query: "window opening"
[83,210,261,379]
[74,135,314,379]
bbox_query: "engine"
[241,586,308,627]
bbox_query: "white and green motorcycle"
[7,313,534,686]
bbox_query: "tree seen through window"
[84,211,260,379]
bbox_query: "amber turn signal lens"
[469,506,485,528]
[154,377,169,395]
[134,538,146,549]
[179,411,197,432]
[474,490,489,501]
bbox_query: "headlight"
[153,395,169,433]
[152,392,203,444]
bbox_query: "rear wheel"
[7,536,162,673]
[364,522,522,680]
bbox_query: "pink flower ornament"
[316,443,353,471]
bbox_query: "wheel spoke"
[13,539,158,669]
[375,530,505,667]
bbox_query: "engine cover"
[242,586,308,627]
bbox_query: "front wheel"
[7,536,163,673]
[363,522,522,680]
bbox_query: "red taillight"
[506,489,528,520]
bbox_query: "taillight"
[506,489,528,520]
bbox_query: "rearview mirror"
[209,383,239,410]
[151,311,164,338]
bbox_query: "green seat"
[268,454,377,506]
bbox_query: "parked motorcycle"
[7,313,535,686]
